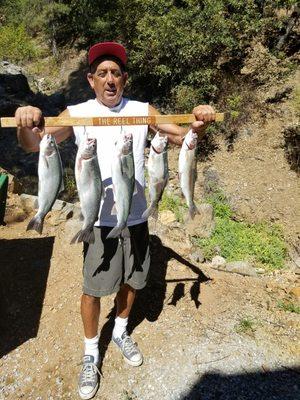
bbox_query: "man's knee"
[82,293,100,305]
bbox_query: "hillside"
[0,1,299,399]
[0,63,299,399]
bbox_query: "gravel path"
[0,213,299,400]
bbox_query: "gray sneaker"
[78,355,100,400]
[113,331,143,367]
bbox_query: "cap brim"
[88,42,127,67]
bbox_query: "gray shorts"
[82,222,150,297]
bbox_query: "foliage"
[235,317,256,335]
[62,169,77,201]
[193,189,287,270]
[0,0,298,106]
[205,189,232,219]
[292,86,300,117]
[0,24,40,63]
[227,94,242,119]
[277,300,300,314]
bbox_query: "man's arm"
[148,104,215,146]
[15,107,73,152]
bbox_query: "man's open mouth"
[105,89,117,96]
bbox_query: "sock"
[84,334,99,365]
[113,316,128,339]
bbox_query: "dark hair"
[89,55,126,74]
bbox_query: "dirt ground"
[0,137,299,400]
[0,72,300,399]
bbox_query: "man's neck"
[96,97,124,111]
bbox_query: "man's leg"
[112,284,143,366]
[78,294,101,400]
[81,293,100,338]
[116,283,136,317]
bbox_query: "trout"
[71,138,102,244]
[142,132,168,219]
[178,130,199,219]
[107,132,135,239]
[27,134,63,234]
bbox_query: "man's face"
[87,59,128,108]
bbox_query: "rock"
[190,250,205,264]
[289,287,300,300]
[0,71,32,99]
[212,256,226,267]
[20,194,80,221]
[223,261,257,277]
[159,210,177,225]
[46,206,74,226]
[64,219,83,243]
[51,199,67,212]
[72,202,82,220]
[0,61,22,75]
[4,207,27,223]
[20,194,38,211]
[185,203,215,237]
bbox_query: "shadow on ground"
[181,367,300,400]
[0,236,54,358]
[98,234,210,370]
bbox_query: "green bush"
[193,190,287,270]
[206,189,233,219]
[278,300,300,314]
[235,317,256,335]
[0,24,39,63]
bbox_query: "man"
[16,41,215,399]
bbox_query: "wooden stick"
[0,113,224,128]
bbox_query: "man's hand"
[191,105,215,136]
[15,106,44,134]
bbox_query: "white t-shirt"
[67,97,149,227]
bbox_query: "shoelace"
[81,363,100,384]
[123,336,138,356]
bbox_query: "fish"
[142,132,168,219]
[71,137,102,244]
[107,131,135,239]
[178,130,199,219]
[27,134,64,234]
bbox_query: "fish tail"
[26,215,44,234]
[142,204,158,220]
[106,225,123,239]
[70,228,95,244]
[189,203,199,220]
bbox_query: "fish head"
[80,138,97,159]
[116,132,133,155]
[40,134,57,156]
[151,132,168,153]
[184,130,198,150]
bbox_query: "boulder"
[190,249,205,264]
[159,210,177,225]
[185,203,215,237]
[212,255,226,267]
[212,261,258,277]
[20,194,38,211]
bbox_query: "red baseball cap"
[88,41,127,67]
